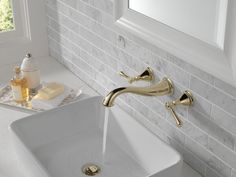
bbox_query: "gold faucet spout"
[103,77,173,107]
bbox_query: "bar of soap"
[35,82,65,100]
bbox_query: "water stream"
[102,107,109,163]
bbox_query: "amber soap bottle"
[10,66,29,103]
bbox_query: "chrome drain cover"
[82,163,101,176]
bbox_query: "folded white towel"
[31,85,71,110]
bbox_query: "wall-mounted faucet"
[102,77,173,107]
[102,68,194,127]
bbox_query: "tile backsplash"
[45,0,236,176]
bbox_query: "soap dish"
[0,84,82,112]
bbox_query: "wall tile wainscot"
[45,0,236,176]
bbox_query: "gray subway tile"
[166,53,214,85]
[189,108,235,150]
[208,137,236,169]
[75,0,103,22]
[207,155,231,177]
[214,78,236,98]
[183,150,206,176]
[190,76,236,117]
[206,167,222,177]
[165,136,185,155]
[185,137,210,163]
[181,121,208,147]
[212,106,236,135]
[65,4,117,44]
[80,0,113,15]
[185,137,231,177]
[90,0,113,15]
[158,119,185,145]
[137,96,166,118]
[192,93,212,118]
[58,0,77,9]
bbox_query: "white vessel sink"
[10,96,182,177]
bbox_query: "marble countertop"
[0,57,201,177]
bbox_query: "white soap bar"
[34,82,65,100]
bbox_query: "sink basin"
[10,96,182,177]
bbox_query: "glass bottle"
[10,66,29,103]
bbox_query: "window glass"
[0,0,14,32]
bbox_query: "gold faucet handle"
[165,90,194,127]
[119,67,154,84]
[165,104,182,127]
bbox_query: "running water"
[102,107,109,163]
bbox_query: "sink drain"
[82,163,101,176]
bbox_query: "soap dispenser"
[10,66,29,103]
[21,53,41,93]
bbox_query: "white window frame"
[115,0,236,87]
[0,0,29,42]
[0,0,48,66]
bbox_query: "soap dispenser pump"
[21,53,41,92]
